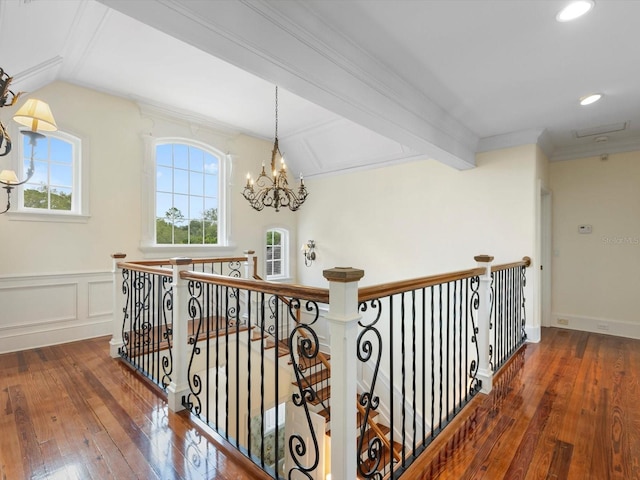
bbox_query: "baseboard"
[525,326,541,343]
[0,319,112,354]
[551,313,640,339]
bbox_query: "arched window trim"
[140,136,233,254]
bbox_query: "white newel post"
[323,267,365,480]
[109,253,127,358]
[167,257,192,412]
[243,249,256,278]
[474,254,494,393]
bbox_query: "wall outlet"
[557,318,569,325]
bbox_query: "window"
[266,228,289,279]
[155,142,221,245]
[19,130,84,217]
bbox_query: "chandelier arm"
[0,121,11,156]
[0,186,13,214]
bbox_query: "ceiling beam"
[99,0,478,170]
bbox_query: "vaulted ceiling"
[2,0,639,177]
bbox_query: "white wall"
[0,82,298,353]
[550,151,640,338]
[297,145,540,289]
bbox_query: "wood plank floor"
[0,336,270,480]
[404,327,640,480]
[1,327,639,479]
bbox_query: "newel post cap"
[474,254,494,263]
[323,267,365,283]
[111,253,126,259]
[170,257,192,266]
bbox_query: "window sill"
[139,242,239,258]
[265,276,293,283]
[7,211,91,223]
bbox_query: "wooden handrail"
[121,256,248,267]
[180,270,330,304]
[117,261,173,277]
[358,267,486,303]
[491,256,531,273]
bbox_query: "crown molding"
[550,136,640,162]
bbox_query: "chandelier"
[242,86,308,212]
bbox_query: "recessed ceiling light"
[556,1,595,22]
[579,93,603,106]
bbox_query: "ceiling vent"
[574,122,629,138]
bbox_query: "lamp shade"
[13,98,57,132]
[0,169,19,184]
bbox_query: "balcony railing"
[110,252,529,479]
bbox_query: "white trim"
[142,135,231,250]
[0,270,113,354]
[551,313,640,340]
[10,128,90,220]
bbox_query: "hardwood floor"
[0,336,270,480]
[1,327,639,479]
[403,327,640,480]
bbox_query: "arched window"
[265,228,289,280]
[155,141,223,245]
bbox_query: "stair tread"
[357,423,391,447]
[291,368,330,387]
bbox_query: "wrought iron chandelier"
[242,86,308,212]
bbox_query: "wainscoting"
[0,270,113,353]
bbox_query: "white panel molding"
[99,0,478,170]
[87,280,113,319]
[551,312,640,340]
[0,270,113,354]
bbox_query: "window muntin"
[21,132,79,213]
[155,142,220,245]
[266,228,288,279]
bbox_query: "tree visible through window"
[155,142,220,244]
[266,228,288,279]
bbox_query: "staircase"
[251,321,401,479]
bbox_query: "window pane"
[189,195,204,220]
[173,144,188,170]
[173,194,188,220]
[25,136,47,160]
[50,163,72,188]
[174,169,188,195]
[272,261,282,275]
[23,185,48,209]
[50,187,72,211]
[272,246,282,261]
[156,144,172,166]
[190,171,204,196]
[204,154,218,174]
[156,192,173,219]
[189,147,204,172]
[204,197,218,213]
[204,174,218,197]
[28,160,48,185]
[156,166,173,193]
[50,138,72,164]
